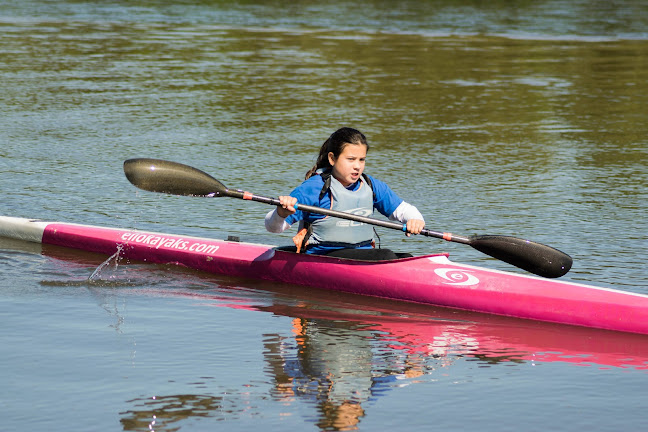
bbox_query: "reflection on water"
[3,226,648,430]
[113,282,648,430]
[99,265,648,430]
[265,320,374,430]
[262,317,455,431]
[121,393,251,431]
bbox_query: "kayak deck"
[2,216,648,335]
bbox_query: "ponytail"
[304,140,331,179]
[304,127,369,179]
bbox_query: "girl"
[265,127,425,260]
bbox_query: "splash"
[88,244,124,282]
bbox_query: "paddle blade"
[124,158,227,197]
[468,235,572,278]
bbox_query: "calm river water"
[1,1,647,431]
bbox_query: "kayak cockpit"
[272,245,449,263]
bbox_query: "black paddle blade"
[124,158,227,197]
[468,235,572,278]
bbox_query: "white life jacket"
[308,174,375,247]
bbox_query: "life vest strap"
[292,227,310,253]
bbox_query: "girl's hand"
[405,219,425,237]
[276,195,298,218]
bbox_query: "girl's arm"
[265,195,297,233]
[265,209,291,233]
[265,176,325,233]
[390,201,425,236]
[389,201,424,224]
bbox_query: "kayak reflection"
[258,296,648,429]
[115,289,648,431]
[155,285,648,430]
[37,244,648,430]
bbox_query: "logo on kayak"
[434,268,479,286]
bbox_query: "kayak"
[2,215,648,335]
[9,231,648,370]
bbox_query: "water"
[1,1,648,430]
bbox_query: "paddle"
[123,158,573,278]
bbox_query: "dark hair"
[305,127,369,179]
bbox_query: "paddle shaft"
[123,158,572,277]
[222,188,471,243]
[220,187,575,279]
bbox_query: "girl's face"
[328,143,367,187]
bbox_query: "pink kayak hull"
[2,216,648,335]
